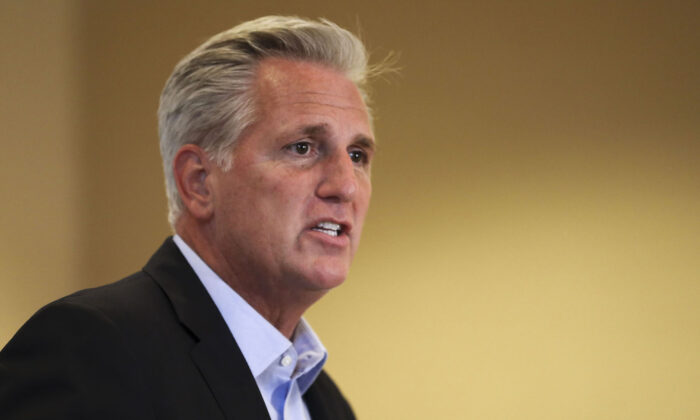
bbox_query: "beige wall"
[2,1,699,418]
[0,1,81,345]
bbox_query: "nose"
[316,152,358,202]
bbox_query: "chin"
[304,261,349,291]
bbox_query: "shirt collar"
[291,320,328,393]
[172,235,327,379]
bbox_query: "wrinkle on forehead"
[281,99,368,114]
[255,58,365,105]
[249,57,373,141]
[277,90,357,99]
[252,59,367,116]
[256,57,340,84]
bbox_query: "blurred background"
[1,0,698,418]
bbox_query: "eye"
[288,141,311,155]
[349,149,367,164]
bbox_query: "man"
[0,16,385,419]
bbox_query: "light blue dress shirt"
[173,235,327,420]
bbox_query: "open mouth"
[311,221,343,237]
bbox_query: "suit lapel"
[143,238,270,420]
[303,370,356,420]
[303,380,330,420]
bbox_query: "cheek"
[352,182,372,238]
[269,180,301,210]
[357,179,372,213]
[270,168,317,204]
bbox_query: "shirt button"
[280,355,292,367]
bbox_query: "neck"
[232,287,312,339]
[175,217,325,339]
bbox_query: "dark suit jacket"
[0,238,355,420]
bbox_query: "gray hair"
[158,16,375,227]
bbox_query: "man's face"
[209,58,373,297]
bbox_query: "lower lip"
[306,229,350,248]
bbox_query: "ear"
[173,144,215,221]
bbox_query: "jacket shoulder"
[0,275,158,419]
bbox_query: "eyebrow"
[301,124,376,151]
[353,135,376,152]
[301,124,328,138]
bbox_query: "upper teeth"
[313,222,341,237]
[317,222,340,230]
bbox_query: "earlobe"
[173,145,214,220]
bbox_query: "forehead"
[253,58,369,119]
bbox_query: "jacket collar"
[143,237,271,420]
